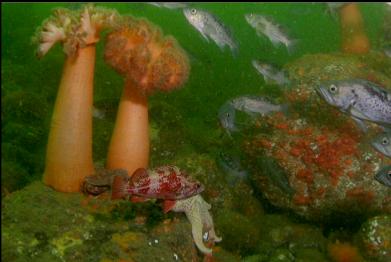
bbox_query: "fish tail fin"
[231,42,240,58]
[280,104,290,117]
[287,39,299,55]
[111,175,129,200]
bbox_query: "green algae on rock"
[1,182,195,261]
[355,215,391,262]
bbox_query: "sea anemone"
[34,4,120,192]
[339,3,370,54]
[104,17,190,175]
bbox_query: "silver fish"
[252,60,290,86]
[245,13,297,54]
[92,106,105,120]
[375,165,391,187]
[148,2,189,9]
[325,3,348,19]
[183,8,238,56]
[371,131,391,158]
[217,152,248,186]
[385,47,391,58]
[218,101,238,135]
[317,79,391,130]
[231,95,288,117]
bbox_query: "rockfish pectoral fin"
[130,196,150,203]
[162,200,177,213]
[350,115,368,133]
[111,175,129,200]
[199,30,210,42]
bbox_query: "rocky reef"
[355,215,391,262]
[242,52,391,224]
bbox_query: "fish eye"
[382,137,389,145]
[329,84,338,93]
[191,9,197,15]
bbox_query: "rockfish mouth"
[316,85,335,106]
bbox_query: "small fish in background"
[316,79,391,132]
[384,47,391,58]
[218,102,238,136]
[375,165,391,187]
[183,8,239,56]
[258,157,295,196]
[92,106,105,120]
[244,13,298,55]
[252,60,290,87]
[231,95,288,117]
[148,2,189,9]
[325,2,348,20]
[216,152,249,186]
[371,131,391,158]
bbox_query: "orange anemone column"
[340,3,370,54]
[106,79,150,174]
[104,18,190,176]
[43,46,95,192]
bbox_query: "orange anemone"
[35,5,119,192]
[104,17,190,176]
[339,3,370,54]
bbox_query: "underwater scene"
[2,2,391,262]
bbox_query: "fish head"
[183,8,205,28]
[371,132,391,157]
[180,176,205,197]
[317,81,353,110]
[244,13,256,25]
[218,102,236,131]
[252,60,274,75]
[245,13,266,28]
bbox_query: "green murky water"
[2,3,391,262]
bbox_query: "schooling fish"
[216,152,249,186]
[371,131,391,158]
[252,60,290,86]
[92,105,105,120]
[148,2,189,9]
[245,13,298,54]
[375,165,391,187]
[111,165,204,211]
[325,3,348,19]
[218,101,238,136]
[385,47,391,58]
[317,79,391,131]
[231,95,288,117]
[183,8,239,56]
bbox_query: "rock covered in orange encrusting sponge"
[104,17,190,176]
